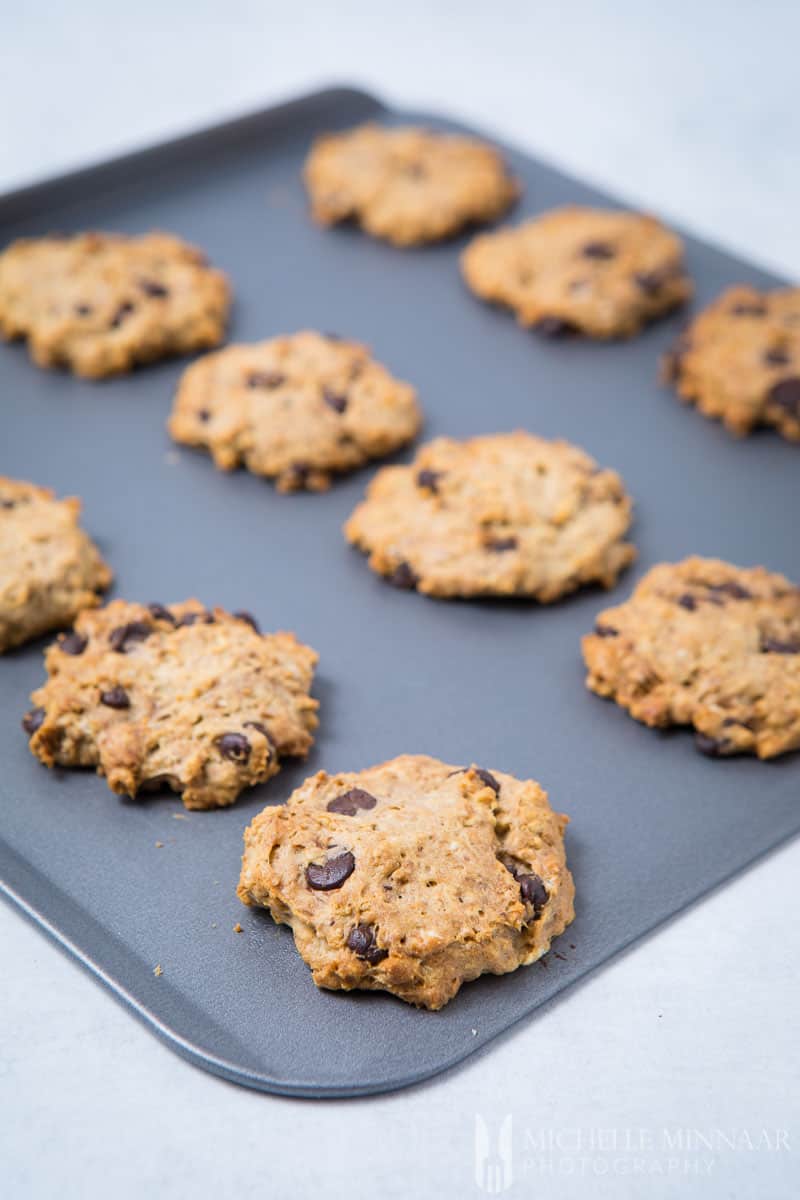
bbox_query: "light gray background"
[1,3,798,1197]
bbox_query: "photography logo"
[475,1114,513,1193]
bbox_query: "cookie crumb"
[233,923,243,934]
[153,964,163,977]
[155,841,164,848]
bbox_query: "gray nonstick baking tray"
[1,86,798,1100]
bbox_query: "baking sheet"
[1,86,798,1098]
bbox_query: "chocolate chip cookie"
[344,431,635,600]
[238,754,574,1009]
[583,556,800,758]
[1,477,112,653]
[304,123,518,246]
[0,232,230,377]
[168,331,421,492]
[24,600,318,808]
[462,205,692,338]
[663,285,800,440]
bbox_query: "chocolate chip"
[197,409,211,422]
[216,732,251,762]
[100,686,130,709]
[416,469,442,492]
[474,768,500,794]
[634,270,667,295]
[75,303,93,316]
[305,851,356,891]
[289,462,311,486]
[503,861,548,917]
[388,562,418,590]
[731,302,766,317]
[109,300,135,328]
[233,611,260,633]
[677,594,697,611]
[535,316,577,337]
[709,581,752,601]
[323,388,348,414]
[326,788,378,816]
[764,347,791,366]
[138,278,169,298]
[247,370,285,388]
[485,535,518,552]
[594,623,619,637]
[0,499,15,509]
[695,732,729,757]
[760,636,800,654]
[148,603,176,625]
[243,721,274,753]
[59,632,87,655]
[582,241,615,260]
[177,610,214,627]
[767,377,800,417]
[346,924,388,964]
[22,707,45,736]
[109,621,152,653]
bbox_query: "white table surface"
[1,4,798,1198]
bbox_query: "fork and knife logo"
[475,1113,514,1193]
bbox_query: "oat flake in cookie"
[0,232,230,377]
[24,600,318,809]
[663,285,800,441]
[583,556,800,759]
[238,754,574,1010]
[462,205,692,339]
[168,331,420,492]
[304,123,518,246]
[344,431,635,600]
[0,477,112,653]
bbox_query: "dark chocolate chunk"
[677,594,697,611]
[22,707,45,736]
[582,241,615,260]
[695,732,729,757]
[305,851,356,891]
[247,370,285,389]
[323,388,348,414]
[197,409,211,422]
[346,924,388,964]
[503,861,548,917]
[233,611,260,633]
[731,302,766,317]
[474,767,500,794]
[326,788,378,816]
[138,278,169,298]
[75,303,93,317]
[109,300,135,328]
[109,621,152,653]
[100,685,130,709]
[767,377,800,417]
[485,535,518,552]
[416,469,442,492]
[760,636,800,654]
[177,610,214,627]
[535,316,578,337]
[215,732,251,762]
[764,347,790,367]
[709,581,752,601]
[59,632,88,655]
[148,603,177,625]
[594,623,619,637]
[388,562,418,590]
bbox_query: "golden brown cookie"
[344,431,635,600]
[24,599,318,809]
[0,477,111,653]
[663,285,800,440]
[0,232,230,377]
[238,754,574,1010]
[168,331,420,492]
[582,556,800,759]
[304,123,518,246]
[462,205,692,338]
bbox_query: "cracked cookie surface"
[0,477,111,653]
[462,205,692,338]
[24,599,318,808]
[0,232,230,377]
[304,123,518,246]
[663,285,800,441]
[582,556,800,759]
[238,754,574,1009]
[168,331,420,492]
[344,431,635,599]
